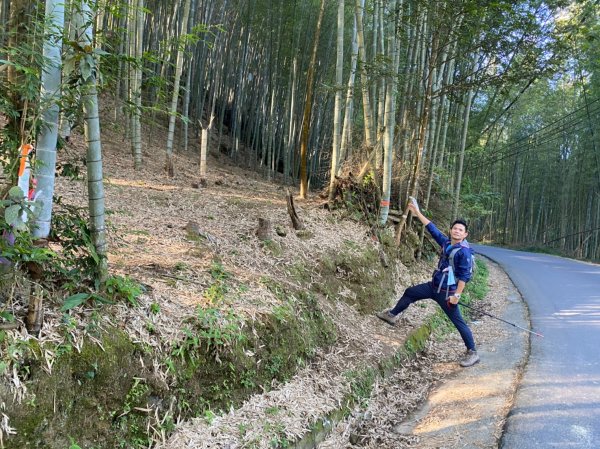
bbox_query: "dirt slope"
[40,115,529,448]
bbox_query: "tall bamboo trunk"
[6,0,29,146]
[81,0,108,281]
[132,0,144,169]
[182,0,197,154]
[451,87,474,219]
[354,0,374,151]
[339,15,358,166]
[424,41,457,207]
[396,16,415,164]
[328,0,345,201]
[379,0,399,225]
[113,3,126,122]
[33,0,65,239]
[417,44,455,258]
[59,6,78,140]
[299,0,326,199]
[375,0,386,170]
[165,0,192,176]
[285,57,298,184]
[395,32,437,244]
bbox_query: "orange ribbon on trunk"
[18,144,33,177]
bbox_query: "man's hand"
[407,196,431,226]
[447,295,460,308]
[408,196,420,215]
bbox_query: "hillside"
[1,112,519,449]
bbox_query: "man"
[377,198,479,367]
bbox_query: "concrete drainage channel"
[290,320,434,449]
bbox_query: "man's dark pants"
[390,282,476,350]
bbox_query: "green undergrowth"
[1,278,336,449]
[169,282,337,423]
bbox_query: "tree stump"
[255,218,272,241]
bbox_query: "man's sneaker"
[460,349,480,367]
[376,310,398,326]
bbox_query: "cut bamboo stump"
[286,190,304,230]
[255,218,273,241]
[26,283,44,335]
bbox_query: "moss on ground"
[314,240,397,314]
[4,331,148,449]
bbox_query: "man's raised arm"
[408,197,431,226]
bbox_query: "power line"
[464,0,600,154]
[467,98,600,170]
[486,111,600,165]
[544,226,600,245]
[478,98,600,158]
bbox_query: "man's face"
[450,224,468,241]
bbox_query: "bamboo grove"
[1,0,599,261]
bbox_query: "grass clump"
[345,367,377,408]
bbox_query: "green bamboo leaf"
[5,204,21,226]
[13,219,28,232]
[0,311,15,322]
[61,293,92,311]
[80,58,93,81]
[91,293,114,305]
[8,186,25,201]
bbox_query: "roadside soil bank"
[2,113,437,448]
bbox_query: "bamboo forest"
[0,0,599,448]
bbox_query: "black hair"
[451,219,468,232]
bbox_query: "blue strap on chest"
[445,244,456,284]
[436,244,456,294]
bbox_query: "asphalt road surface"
[473,245,600,449]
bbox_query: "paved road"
[473,245,600,449]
